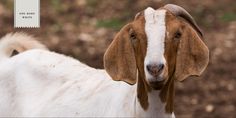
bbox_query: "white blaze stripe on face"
[144,7,166,80]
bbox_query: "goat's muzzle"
[146,63,164,77]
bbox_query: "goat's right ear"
[104,25,137,85]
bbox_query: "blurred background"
[0,0,235,117]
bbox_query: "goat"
[0,4,209,117]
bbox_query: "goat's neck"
[135,90,172,117]
[134,72,174,117]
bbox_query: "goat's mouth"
[148,78,165,90]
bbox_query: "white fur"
[0,49,136,116]
[144,8,167,82]
[0,49,173,117]
[136,90,175,118]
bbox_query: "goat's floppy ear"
[104,25,137,85]
[175,24,209,81]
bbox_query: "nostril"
[146,65,152,72]
[158,64,164,72]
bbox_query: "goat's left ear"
[175,25,209,81]
[104,24,137,85]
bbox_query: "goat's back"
[0,49,135,117]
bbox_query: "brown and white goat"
[0,4,209,117]
[104,4,209,115]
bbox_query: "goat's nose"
[146,64,164,77]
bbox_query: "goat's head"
[104,4,209,112]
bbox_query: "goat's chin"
[148,77,166,90]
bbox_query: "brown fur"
[104,12,151,109]
[104,24,137,85]
[131,14,151,109]
[104,5,209,113]
[160,10,209,113]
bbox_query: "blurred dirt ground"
[0,0,236,117]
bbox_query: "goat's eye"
[174,31,182,39]
[129,29,137,40]
[130,33,136,40]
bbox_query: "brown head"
[104,4,209,112]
